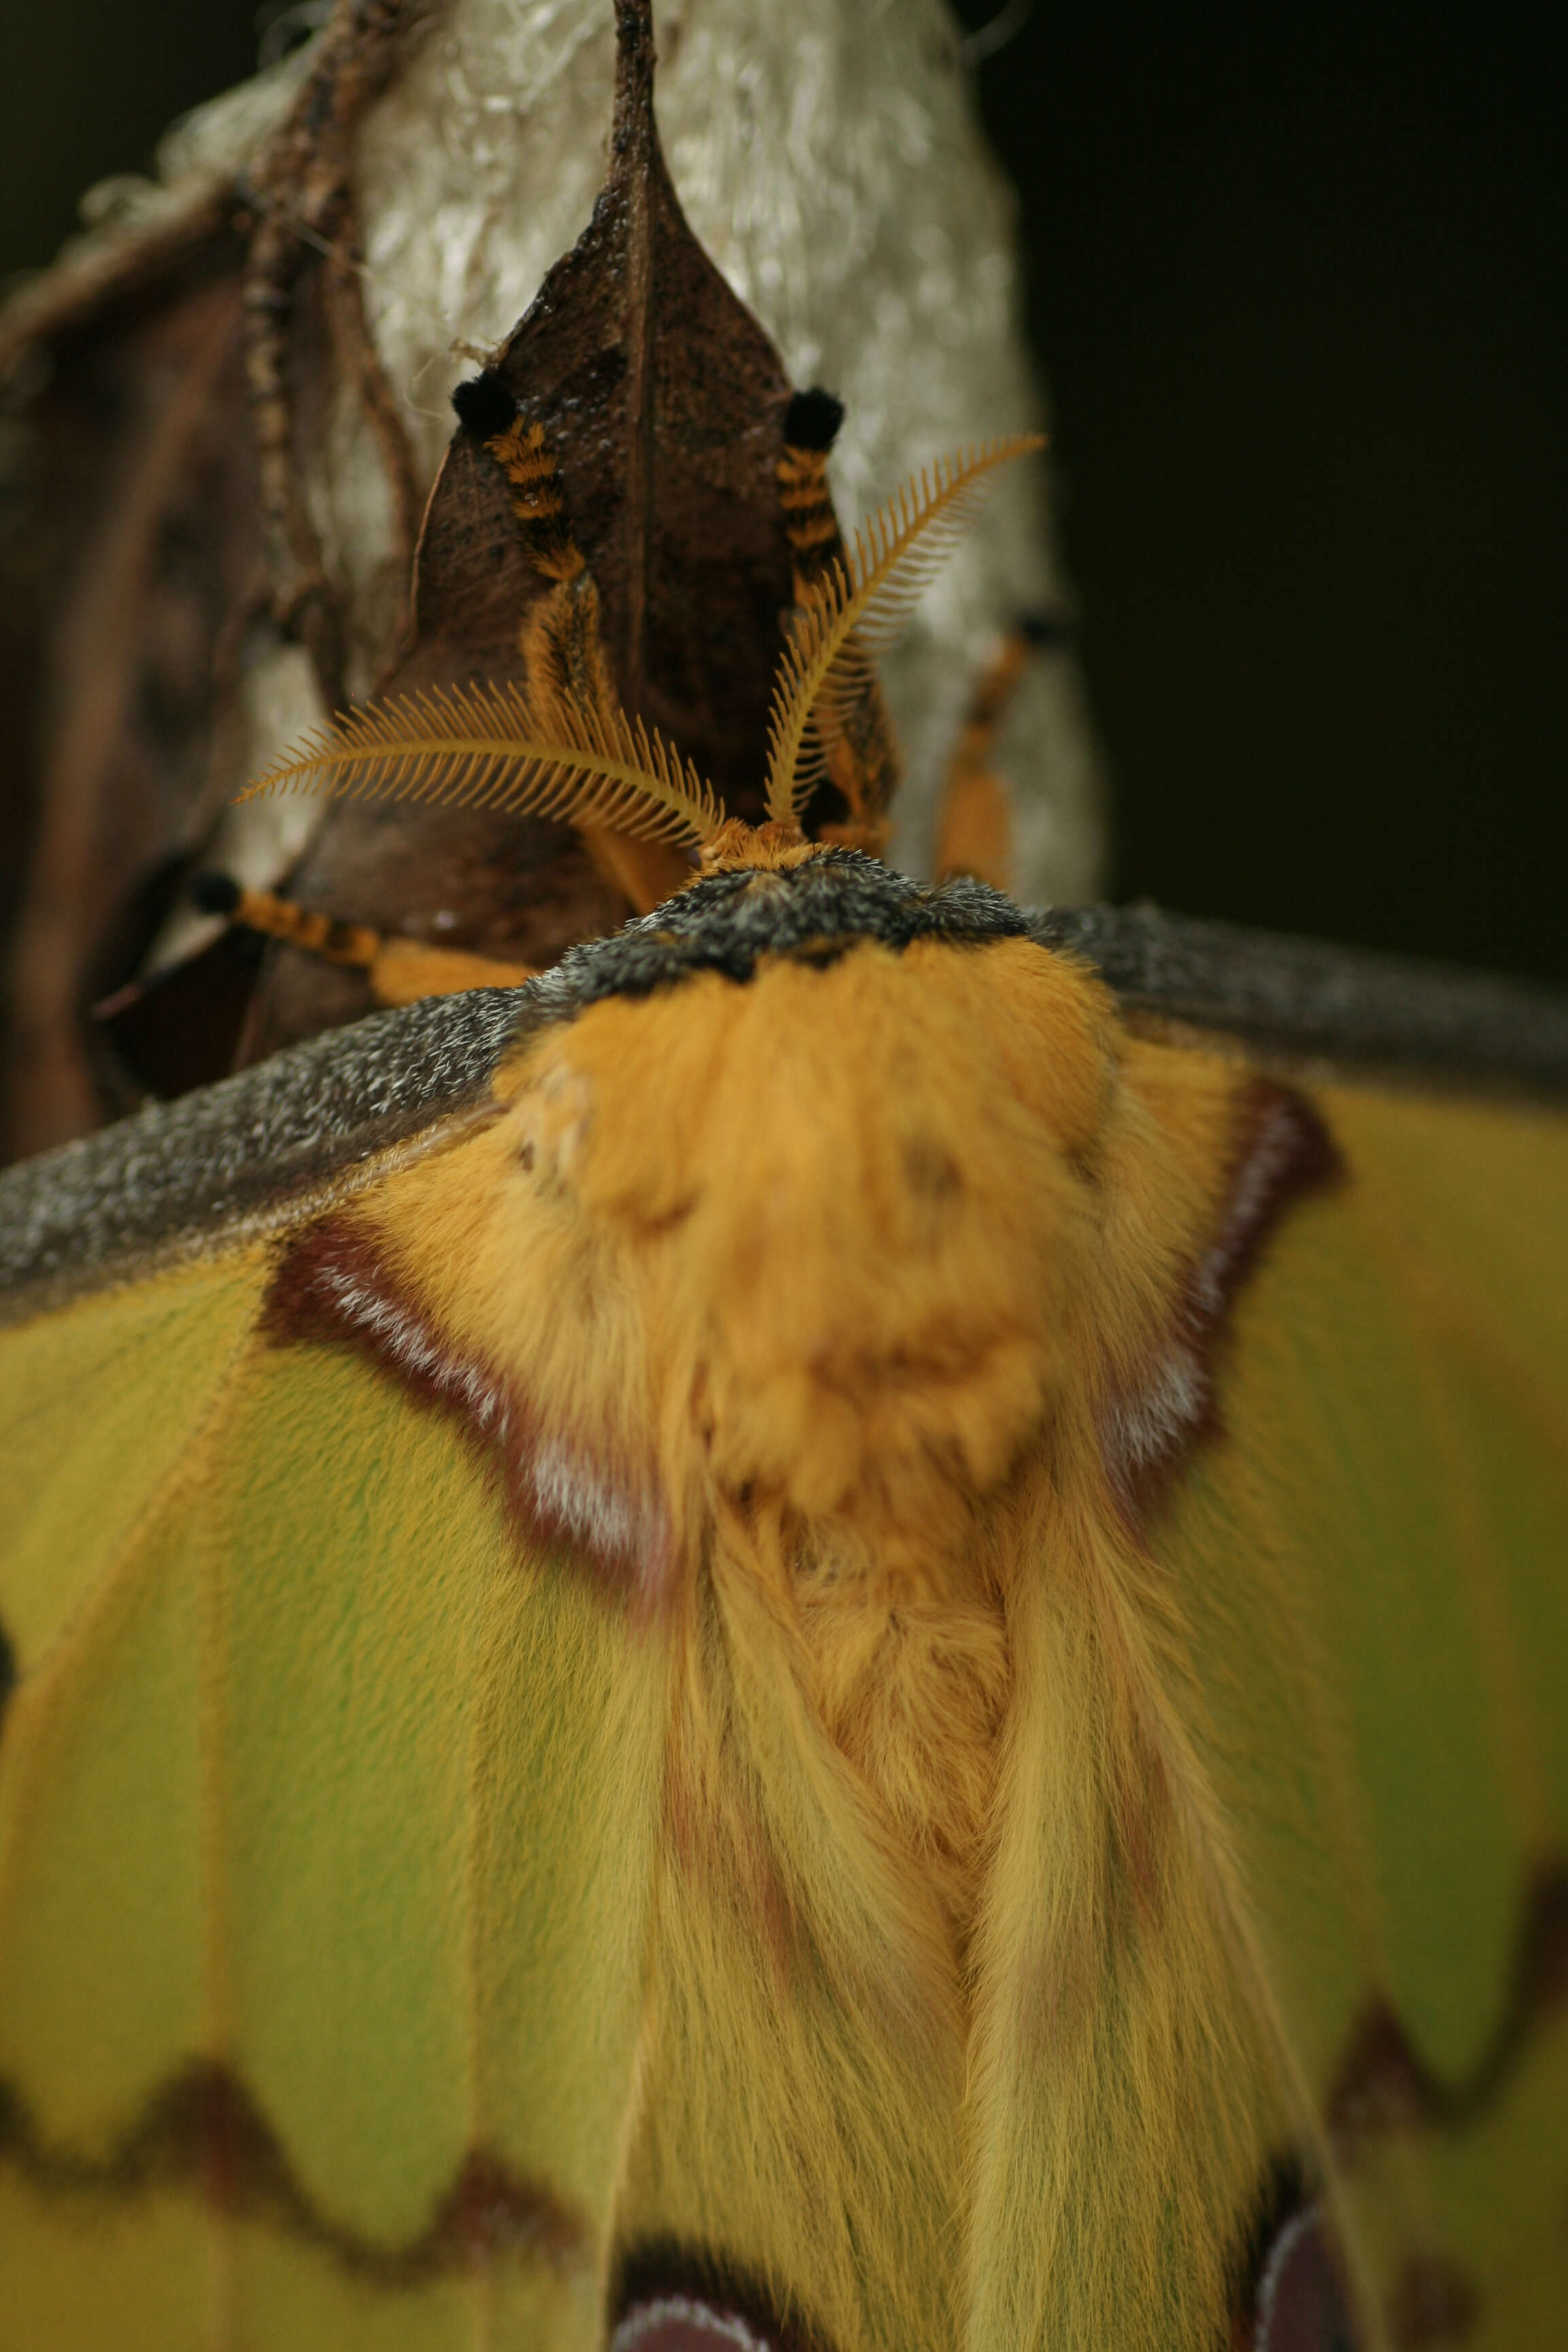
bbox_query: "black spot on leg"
[782,387,844,451]
[451,370,517,438]
[0,1620,14,1739]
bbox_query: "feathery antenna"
[237,679,723,848]
[235,436,1046,873]
[762,435,1044,827]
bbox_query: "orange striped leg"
[192,877,535,1007]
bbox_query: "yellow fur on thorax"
[354,935,1296,2351]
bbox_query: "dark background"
[3,1,1564,980]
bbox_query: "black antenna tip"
[452,372,517,439]
[191,870,242,917]
[784,387,846,452]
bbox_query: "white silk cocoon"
[121,0,1107,902]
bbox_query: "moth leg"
[934,615,1073,892]
[777,387,901,858]
[191,877,535,1004]
[470,396,690,915]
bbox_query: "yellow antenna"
[762,434,1045,828]
[238,679,723,849]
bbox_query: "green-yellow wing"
[0,992,668,2350]
[1158,1077,1568,2349]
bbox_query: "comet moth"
[3,384,1568,2349]
[2,10,1568,2352]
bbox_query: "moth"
[2,5,1567,2351]
[0,0,1088,1163]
